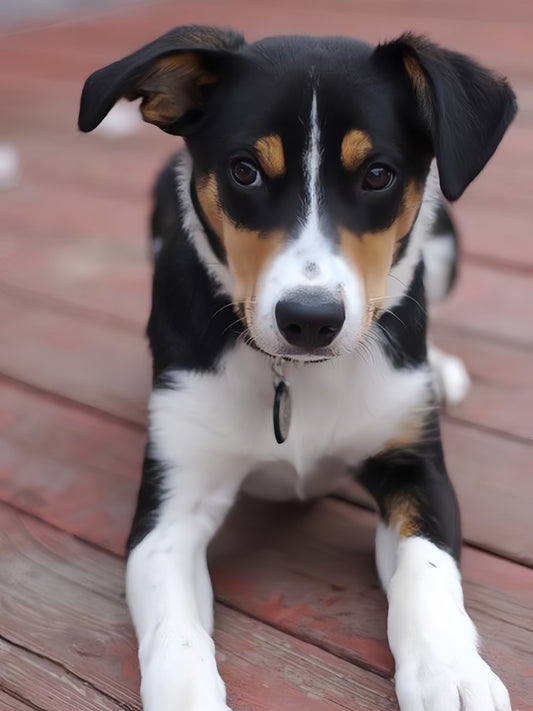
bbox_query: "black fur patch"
[127,443,165,552]
[358,410,461,561]
[376,259,427,369]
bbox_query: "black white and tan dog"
[79,26,516,711]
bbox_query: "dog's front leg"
[126,445,244,711]
[359,416,511,711]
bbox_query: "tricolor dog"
[79,26,516,711]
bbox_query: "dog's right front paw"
[394,653,512,711]
[139,628,231,711]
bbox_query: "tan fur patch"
[254,135,286,179]
[135,54,217,127]
[341,129,373,172]
[339,181,423,329]
[389,496,421,538]
[195,173,284,317]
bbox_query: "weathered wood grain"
[0,297,151,425]
[0,691,41,711]
[209,496,533,710]
[0,505,400,711]
[0,639,130,711]
[434,262,533,347]
[3,0,533,81]
[433,327,533,441]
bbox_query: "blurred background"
[1,1,532,710]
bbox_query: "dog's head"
[79,27,516,360]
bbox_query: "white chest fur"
[149,342,432,501]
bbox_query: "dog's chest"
[150,343,431,500]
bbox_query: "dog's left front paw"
[395,652,512,711]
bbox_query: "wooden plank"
[0,639,129,711]
[1,180,151,246]
[458,203,533,269]
[0,505,399,711]
[442,421,533,564]
[0,691,41,711]
[435,261,533,347]
[433,327,533,441]
[0,296,151,425]
[459,126,533,212]
[3,0,533,83]
[0,379,143,555]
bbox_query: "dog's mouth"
[242,326,341,363]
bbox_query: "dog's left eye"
[231,159,263,187]
[362,164,395,191]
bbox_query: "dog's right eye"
[230,159,263,187]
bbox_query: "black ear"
[78,25,244,135]
[374,34,517,201]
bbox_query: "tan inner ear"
[339,181,423,328]
[135,53,217,127]
[402,53,432,125]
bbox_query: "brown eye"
[363,164,395,191]
[231,159,262,187]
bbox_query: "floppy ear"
[374,34,517,201]
[78,25,244,135]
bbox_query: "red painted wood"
[0,639,129,711]
[434,327,533,441]
[434,261,533,347]
[209,496,533,710]
[0,691,42,711]
[0,379,143,555]
[0,505,399,711]
[0,297,151,425]
[3,0,533,82]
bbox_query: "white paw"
[395,651,512,711]
[428,345,471,406]
[387,539,511,711]
[139,626,231,711]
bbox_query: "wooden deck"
[1,1,532,709]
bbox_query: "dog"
[79,26,516,711]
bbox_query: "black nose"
[275,294,345,349]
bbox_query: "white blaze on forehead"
[304,92,322,231]
[290,91,330,270]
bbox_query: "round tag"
[273,379,291,444]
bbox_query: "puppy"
[79,26,516,711]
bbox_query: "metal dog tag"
[272,359,291,444]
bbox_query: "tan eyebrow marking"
[254,134,286,179]
[341,129,373,171]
